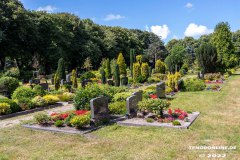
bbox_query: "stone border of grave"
[117,112,200,129]
[23,115,126,136]
[0,102,67,120]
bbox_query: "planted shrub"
[17,98,34,110]
[114,64,120,86]
[34,112,51,126]
[74,84,103,110]
[3,67,20,78]
[146,118,154,123]
[138,99,170,117]
[56,58,66,80]
[0,98,21,113]
[58,92,75,102]
[54,120,64,127]
[0,102,11,115]
[99,85,127,101]
[141,62,149,81]
[43,95,59,105]
[100,68,106,84]
[12,86,36,100]
[117,52,127,76]
[182,78,206,91]
[113,92,132,102]
[32,96,46,107]
[70,114,90,128]
[80,72,96,82]
[105,58,112,79]
[167,72,181,91]
[71,69,78,89]
[133,62,141,83]
[155,60,165,74]
[33,85,46,96]
[54,73,60,90]
[172,120,181,126]
[109,101,126,114]
[0,76,19,95]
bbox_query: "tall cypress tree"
[114,64,120,86]
[105,58,111,79]
[56,58,66,80]
[130,49,135,77]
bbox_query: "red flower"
[179,114,185,120]
[75,110,88,115]
[59,113,69,120]
[149,94,157,99]
[168,108,172,115]
[50,113,58,116]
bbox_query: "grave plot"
[23,96,126,136]
[118,82,200,129]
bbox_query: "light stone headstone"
[126,92,142,118]
[90,96,109,122]
[156,82,165,98]
[60,79,64,85]
[66,73,71,83]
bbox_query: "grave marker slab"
[90,96,109,123]
[156,82,165,98]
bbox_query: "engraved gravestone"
[126,91,143,118]
[90,96,109,122]
[156,82,165,98]
[81,79,92,88]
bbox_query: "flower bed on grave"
[118,95,200,129]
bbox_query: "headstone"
[29,79,33,85]
[90,96,109,123]
[156,82,165,98]
[66,73,71,83]
[51,77,54,85]
[120,77,128,86]
[132,90,143,101]
[81,79,92,88]
[177,79,183,90]
[33,79,40,84]
[39,83,49,90]
[107,79,114,86]
[126,95,138,118]
[60,79,64,86]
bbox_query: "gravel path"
[0,103,74,129]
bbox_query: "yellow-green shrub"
[70,114,90,128]
[43,95,60,105]
[155,60,166,74]
[167,72,181,91]
[58,92,75,102]
[141,62,149,80]
[133,62,141,83]
[32,96,46,107]
[0,102,11,115]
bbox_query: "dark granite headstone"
[107,79,114,86]
[156,82,165,98]
[90,96,109,123]
[39,83,49,90]
[132,91,143,101]
[81,79,92,88]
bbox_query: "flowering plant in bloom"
[50,110,89,121]
[167,108,188,121]
[149,94,157,99]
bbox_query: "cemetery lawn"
[0,75,240,160]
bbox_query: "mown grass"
[0,75,240,160]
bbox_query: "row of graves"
[24,81,200,136]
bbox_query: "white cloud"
[184,23,213,37]
[37,5,57,13]
[150,25,170,40]
[185,2,193,8]
[103,14,125,21]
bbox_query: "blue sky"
[20,0,240,42]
